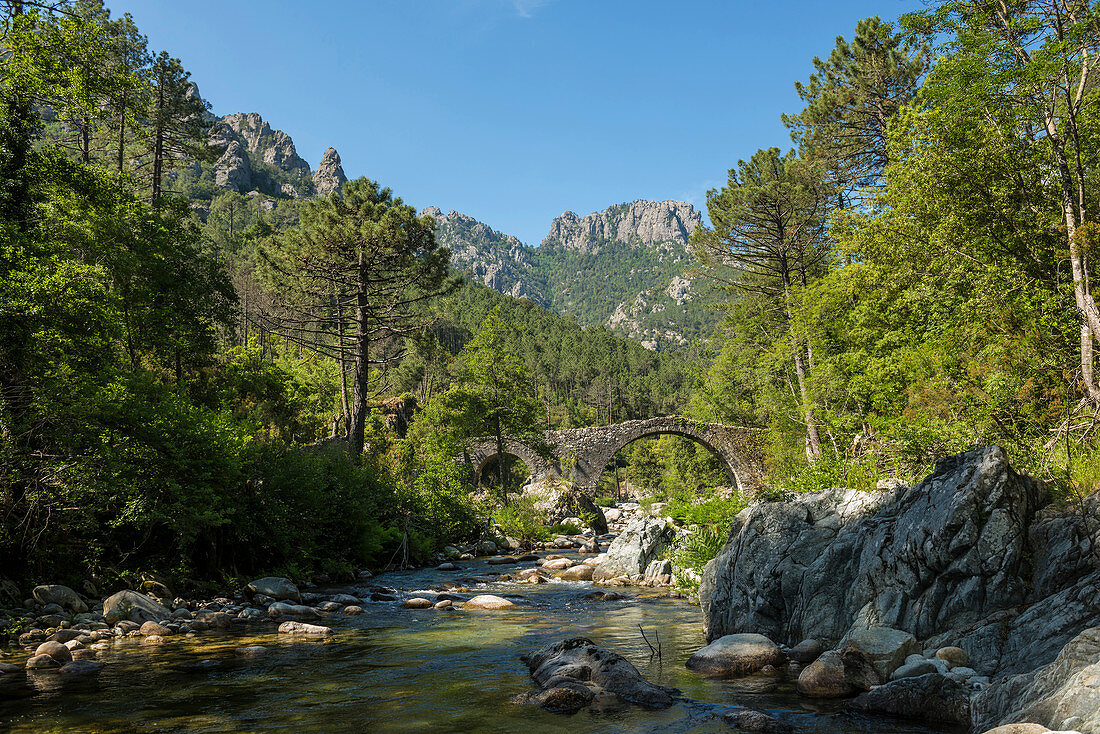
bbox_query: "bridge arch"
[466,438,555,487]
[561,417,751,495]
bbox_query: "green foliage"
[493,495,549,544]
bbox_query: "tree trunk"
[151,79,165,204]
[783,273,823,461]
[348,252,370,459]
[335,291,351,437]
[1047,122,1100,402]
[495,414,508,506]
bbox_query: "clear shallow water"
[0,556,962,733]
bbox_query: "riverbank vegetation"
[3,1,1100,592]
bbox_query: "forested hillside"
[4,0,1100,593]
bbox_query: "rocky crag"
[182,111,347,207]
[422,207,546,304]
[425,200,719,348]
[698,446,1100,732]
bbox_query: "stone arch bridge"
[465,416,763,495]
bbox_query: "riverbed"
[0,554,963,733]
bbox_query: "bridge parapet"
[465,416,764,495]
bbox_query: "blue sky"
[116,0,914,245]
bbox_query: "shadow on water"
[0,555,964,733]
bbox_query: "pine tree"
[146,51,210,204]
[782,16,929,202]
[692,148,831,461]
[257,178,453,459]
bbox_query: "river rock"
[25,654,60,670]
[267,602,319,619]
[978,726,1055,734]
[32,584,87,614]
[556,564,594,581]
[463,595,514,610]
[722,709,793,732]
[850,673,971,726]
[402,598,432,609]
[542,558,572,571]
[891,658,939,680]
[593,517,676,581]
[0,662,22,674]
[58,660,105,676]
[521,638,679,711]
[195,610,233,629]
[788,639,823,663]
[475,540,498,556]
[102,590,172,625]
[795,650,853,698]
[277,621,333,636]
[247,577,300,602]
[34,641,72,663]
[686,633,785,677]
[139,621,172,636]
[48,629,83,644]
[842,627,917,680]
[973,626,1100,733]
[936,645,970,668]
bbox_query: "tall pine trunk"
[348,252,370,459]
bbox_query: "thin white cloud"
[511,0,553,18]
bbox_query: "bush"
[493,495,549,544]
[593,495,617,507]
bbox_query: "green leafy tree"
[904,0,1100,405]
[419,307,543,503]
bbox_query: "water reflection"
[0,556,962,733]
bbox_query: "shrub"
[494,495,549,544]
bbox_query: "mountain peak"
[542,199,701,254]
[313,147,348,197]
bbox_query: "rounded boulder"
[686,633,785,677]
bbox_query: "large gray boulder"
[841,626,918,681]
[520,638,679,712]
[32,584,87,614]
[593,516,676,581]
[102,590,171,625]
[686,633,785,677]
[701,447,1050,645]
[972,626,1100,733]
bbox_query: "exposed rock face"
[973,626,1100,733]
[423,207,545,304]
[541,200,700,254]
[312,147,347,197]
[221,112,310,175]
[593,516,677,582]
[701,447,1053,645]
[699,445,1100,732]
[520,638,679,712]
[208,112,331,199]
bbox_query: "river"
[0,553,963,733]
